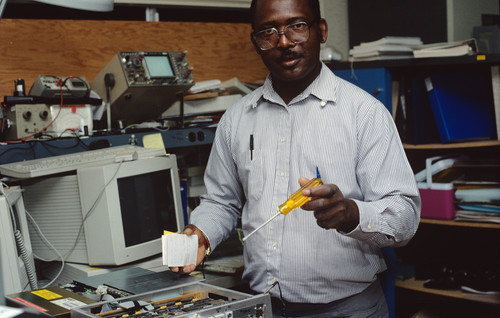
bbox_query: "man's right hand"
[169,224,208,274]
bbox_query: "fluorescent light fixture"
[115,0,250,8]
[33,0,114,12]
[0,0,7,19]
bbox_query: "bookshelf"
[394,215,500,315]
[420,217,500,229]
[328,55,500,316]
[395,278,500,305]
[403,140,500,150]
[326,53,500,70]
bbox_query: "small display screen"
[71,80,85,87]
[144,55,175,78]
[118,169,179,247]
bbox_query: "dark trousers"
[271,279,389,318]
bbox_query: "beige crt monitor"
[91,51,195,125]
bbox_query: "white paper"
[51,298,88,310]
[0,306,23,318]
[162,234,198,267]
[90,90,105,120]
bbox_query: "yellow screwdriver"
[242,176,323,242]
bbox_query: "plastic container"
[415,156,457,220]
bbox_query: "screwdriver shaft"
[242,211,281,242]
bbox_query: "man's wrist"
[201,231,211,256]
[340,199,360,233]
[183,224,211,255]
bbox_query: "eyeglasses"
[253,21,316,51]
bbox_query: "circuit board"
[71,282,272,318]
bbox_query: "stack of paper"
[161,77,252,121]
[413,39,477,58]
[349,36,422,61]
[189,77,252,95]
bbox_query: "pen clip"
[250,134,254,160]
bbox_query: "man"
[171,0,421,317]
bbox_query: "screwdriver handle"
[278,178,323,215]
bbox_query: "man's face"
[251,0,327,85]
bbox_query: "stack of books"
[454,182,500,223]
[349,36,423,61]
[451,158,500,224]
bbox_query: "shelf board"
[403,140,500,149]
[420,218,500,229]
[396,278,500,305]
[327,53,500,70]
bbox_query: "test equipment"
[3,103,93,140]
[29,75,90,99]
[91,51,195,126]
[2,76,98,140]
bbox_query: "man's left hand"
[300,177,359,233]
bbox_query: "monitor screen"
[118,169,179,247]
[144,55,174,78]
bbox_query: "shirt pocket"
[239,148,264,202]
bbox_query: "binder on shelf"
[424,71,497,143]
[399,75,441,145]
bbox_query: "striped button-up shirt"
[190,63,421,304]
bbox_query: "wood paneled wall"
[0,19,268,98]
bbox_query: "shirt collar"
[248,62,338,109]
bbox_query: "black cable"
[38,137,85,151]
[0,144,34,158]
[27,140,36,159]
[75,135,91,150]
[36,133,56,140]
[60,76,90,99]
[0,138,88,167]
[200,254,207,279]
[276,281,288,318]
[266,280,288,318]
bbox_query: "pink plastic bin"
[416,156,459,220]
[419,188,456,220]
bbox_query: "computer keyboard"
[0,145,167,179]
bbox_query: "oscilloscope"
[91,51,195,126]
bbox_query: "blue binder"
[424,72,497,143]
[405,75,441,144]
